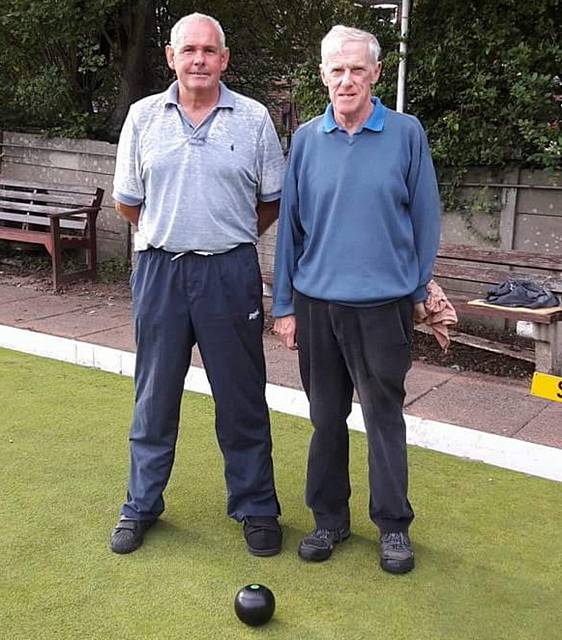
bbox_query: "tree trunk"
[108,0,157,139]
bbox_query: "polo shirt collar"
[164,80,235,109]
[321,97,386,133]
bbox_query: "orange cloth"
[422,280,458,351]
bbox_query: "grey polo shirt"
[113,81,285,253]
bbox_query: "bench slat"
[449,297,562,324]
[0,177,100,197]
[0,226,91,246]
[0,187,94,207]
[434,261,562,293]
[415,323,536,362]
[0,211,85,230]
[438,243,562,271]
[0,199,87,216]
[0,227,53,247]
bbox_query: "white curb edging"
[1,324,560,483]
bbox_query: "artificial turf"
[1,347,560,640]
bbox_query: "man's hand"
[257,199,280,236]
[413,302,428,325]
[273,315,298,350]
[114,201,141,227]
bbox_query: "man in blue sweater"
[272,25,440,574]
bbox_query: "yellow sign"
[530,372,562,403]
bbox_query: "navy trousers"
[294,291,415,534]
[121,245,280,522]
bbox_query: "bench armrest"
[47,206,100,220]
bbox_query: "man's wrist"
[272,302,295,317]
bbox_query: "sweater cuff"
[272,301,295,317]
[411,284,428,303]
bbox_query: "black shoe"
[485,279,560,309]
[110,517,156,554]
[379,532,415,574]
[298,526,350,562]
[243,516,282,557]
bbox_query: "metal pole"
[396,0,410,113]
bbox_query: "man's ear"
[220,47,230,72]
[165,45,175,71]
[371,61,382,84]
[320,64,329,87]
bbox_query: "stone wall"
[1,132,560,281]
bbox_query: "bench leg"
[50,218,62,291]
[545,322,562,377]
[86,211,97,277]
[519,321,562,376]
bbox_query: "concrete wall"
[0,131,125,260]
[440,167,562,252]
[437,167,562,300]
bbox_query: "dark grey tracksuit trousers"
[294,291,414,534]
[121,245,280,522]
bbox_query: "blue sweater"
[272,98,441,317]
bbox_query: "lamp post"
[395,0,410,113]
[359,1,410,113]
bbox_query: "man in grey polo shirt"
[110,12,285,556]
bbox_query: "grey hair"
[321,25,381,66]
[170,13,226,51]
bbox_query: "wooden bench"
[0,178,104,290]
[260,242,562,374]
[434,244,562,375]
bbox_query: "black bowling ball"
[234,583,275,627]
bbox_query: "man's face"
[320,40,381,121]
[166,19,229,95]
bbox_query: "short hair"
[321,25,381,66]
[170,13,226,51]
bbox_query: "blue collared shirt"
[321,97,386,134]
[272,98,441,316]
[113,81,285,253]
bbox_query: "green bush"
[98,256,131,283]
[292,1,561,170]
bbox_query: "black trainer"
[379,532,415,574]
[298,526,350,562]
[110,516,157,554]
[243,516,282,557]
[485,279,560,309]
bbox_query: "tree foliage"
[409,0,561,170]
[0,0,560,169]
[290,4,400,124]
[0,0,122,136]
